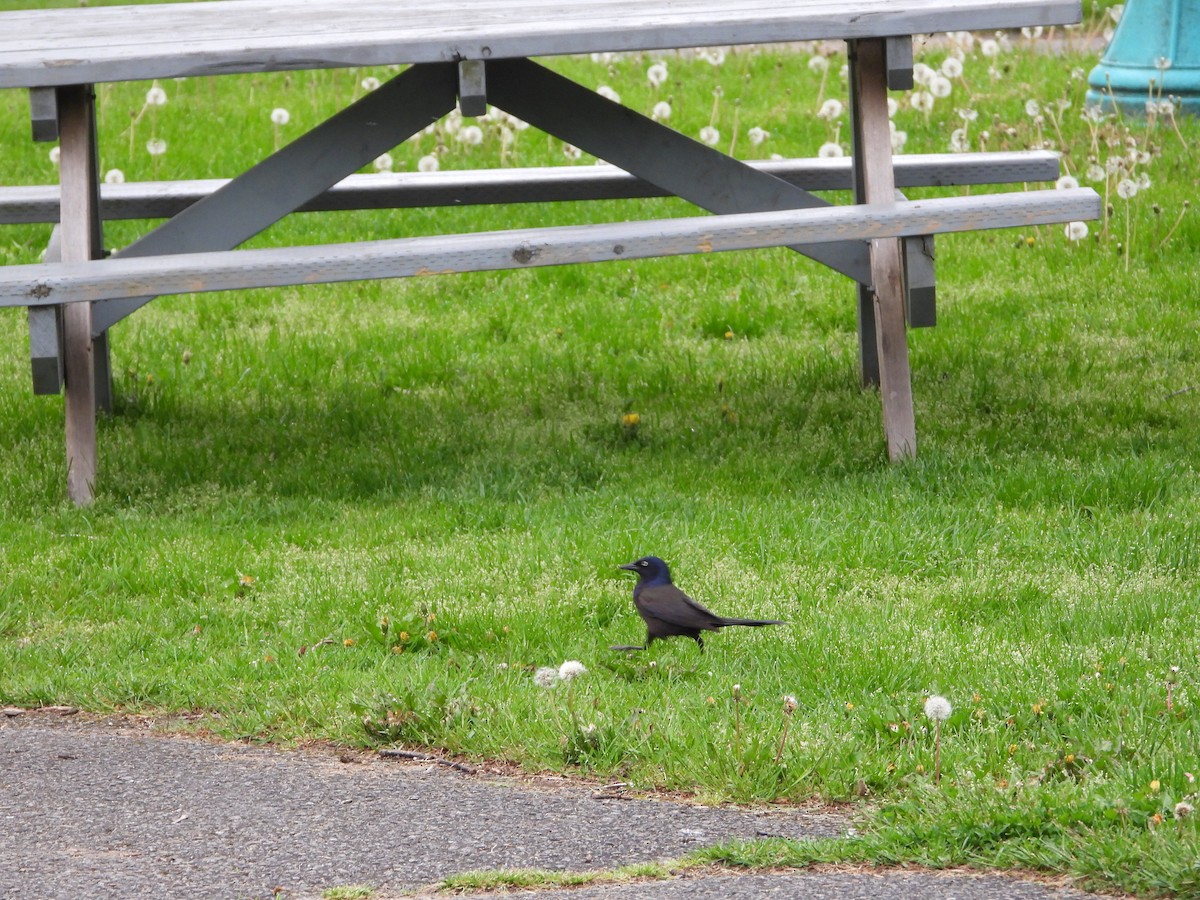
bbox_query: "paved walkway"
[1,711,1109,899]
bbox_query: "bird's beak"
[618,561,639,571]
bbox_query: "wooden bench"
[0,0,1100,503]
[2,150,1068,393]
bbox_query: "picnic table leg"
[56,84,104,504]
[848,39,917,460]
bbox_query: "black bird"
[610,556,784,651]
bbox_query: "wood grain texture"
[55,85,101,505]
[0,189,1101,308]
[0,153,1066,226]
[0,0,1082,88]
[850,38,916,460]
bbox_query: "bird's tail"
[716,617,785,628]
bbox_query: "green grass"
[1,21,1198,899]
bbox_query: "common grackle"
[610,556,783,652]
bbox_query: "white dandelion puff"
[48,146,61,165]
[1117,178,1138,200]
[534,666,559,688]
[270,107,290,126]
[941,57,964,79]
[145,85,168,106]
[817,98,843,120]
[104,168,125,184]
[924,695,953,721]
[1065,221,1089,241]
[146,138,168,156]
[651,100,672,121]
[361,76,381,92]
[647,62,669,88]
[747,126,770,146]
[457,124,484,145]
[558,660,587,682]
[930,75,952,98]
[807,55,829,74]
[417,153,439,173]
[818,141,844,158]
[596,85,621,103]
[699,125,720,146]
[1056,174,1080,190]
[373,152,393,172]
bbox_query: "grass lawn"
[1,8,1197,897]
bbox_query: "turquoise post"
[1086,0,1200,115]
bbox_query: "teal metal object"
[1087,0,1200,115]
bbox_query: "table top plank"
[0,0,1082,88]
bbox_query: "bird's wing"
[635,583,722,630]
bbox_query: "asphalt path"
[1,710,1110,899]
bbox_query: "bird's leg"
[695,634,705,652]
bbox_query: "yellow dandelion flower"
[392,645,404,654]
[427,630,438,642]
[398,631,409,642]
[1150,779,1161,792]
[622,412,640,427]
[343,638,356,647]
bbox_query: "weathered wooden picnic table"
[0,0,1101,504]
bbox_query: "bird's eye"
[640,560,648,567]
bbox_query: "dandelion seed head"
[651,100,672,121]
[1086,163,1106,182]
[1055,174,1080,190]
[747,126,770,146]
[1025,99,1041,117]
[145,85,168,107]
[890,129,908,152]
[146,138,168,157]
[1117,178,1138,200]
[647,62,669,88]
[887,97,899,118]
[417,153,439,173]
[534,666,559,688]
[930,76,952,98]
[373,152,394,172]
[457,124,484,145]
[104,168,125,184]
[911,91,934,113]
[1065,220,1089,241]
[950,128,970,152]
[981,38,1000,58]
[361,76,381,92]
[817,98,843,120]
[782,695,798,713]
[48,146,60,165]
[558,660,587,681]
[818,141,844,158]
[913,62,935,87]
[704,47,726,66]
[270,107,290,126]
[807,55,829,74]
[941,57,964,79]
[563,142,583,160]
[1175,801,1194,819]
[924,695,953,721]
[699,125,720,146]
[596,85,621,103]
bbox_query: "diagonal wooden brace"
[91,62,459,334]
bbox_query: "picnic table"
[0,0,1101,504]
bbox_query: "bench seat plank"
[0,0,1082,89]
[0,153,1066,226]
[0,189,1099,308]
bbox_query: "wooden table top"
[0,0,1081,89]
